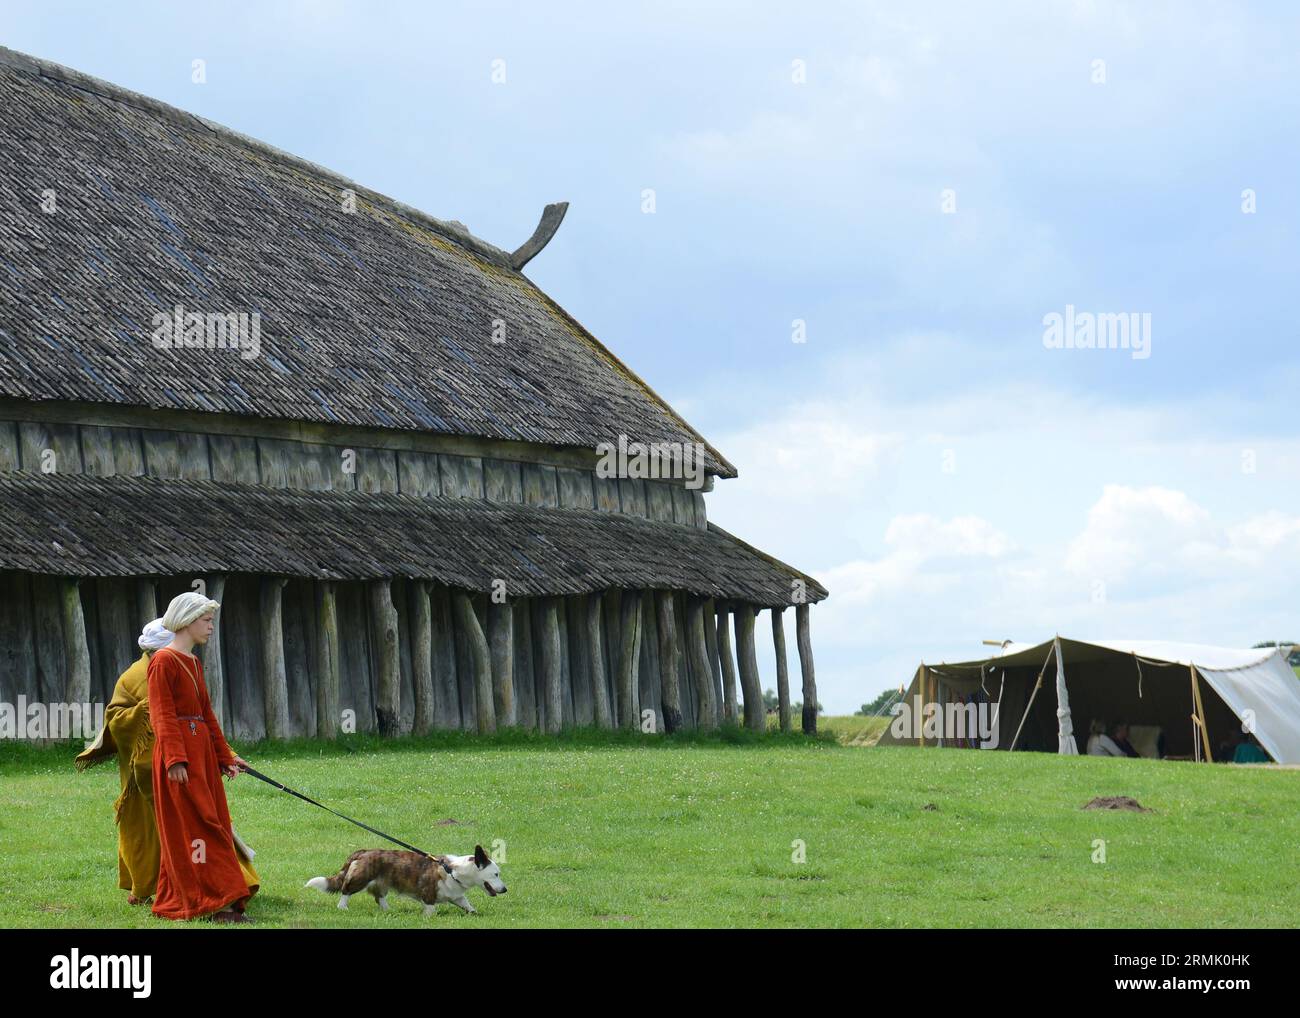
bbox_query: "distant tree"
[857,688,899,716]
[764,689,823,715]
[1253,641,1300,667]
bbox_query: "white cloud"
[813,514,1016,647]
[713,401,903,498]
[708,367,1300,711]
[1227,512,1300,555]
[1066,485,1300,586]
[1064,484,1214,580]
[884,514,1014,558]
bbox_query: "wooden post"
[540,597,564,734]
[30,576,64,707]
[556,600,573,728]
[924,665,935,748]
[1190,665,1213,762]
[716,601,738,724]
[616,590,642,730]
[452,600,476,731]
[0,573,36,714]
[408,582,435,735]
[513,600,537,729]
[772,606,791,732]
[261,576,291,740]
[447,592,491,728]
[673,594,696,729]
[316,581,341,739]
[135,579,157,628]
[368,579,401,737]
[602,591,622,722]
[453,591,496,734]
[488,598,515,727]
[735,604,764,731]
[59,578,91,705]
[430,585,459,729]
[796,603,818,735]
[96,577,132,682]
[640,590,661,726]
[687,596,718,730]
[656,591,683,733]
[587,593,613,729]
[567,596,593,725]
[703,598,723,719]
[205,574,227,729]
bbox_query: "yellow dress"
[76,652,259,900]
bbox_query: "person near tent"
[1232,733,1271,764]
[1087,720,1140,757]
[1086,720,1122,756]
[149,592,258,923]
[1110,722,1141,758]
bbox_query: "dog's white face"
[469,844,508,897]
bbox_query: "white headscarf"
[162,592,221,633]
[138,618,174,651]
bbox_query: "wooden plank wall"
[0,419,705,527]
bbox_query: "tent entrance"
[1001,654,1238,758]
[889,640,1270,760]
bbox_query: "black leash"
[240,764,446,867]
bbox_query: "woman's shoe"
[210,910,251,924]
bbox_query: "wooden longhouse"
[0,47,826,740]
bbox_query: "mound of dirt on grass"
[1082,796,1152,813]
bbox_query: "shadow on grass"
[1,723,839,775]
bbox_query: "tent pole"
[1008,643,1056,752]
[918,665,928,749]
[935,673,944,749]
[1189,665,1213,762]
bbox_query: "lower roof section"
[0,472,826,607]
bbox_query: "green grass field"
[815,714,891,745]
[3,724,1297,928]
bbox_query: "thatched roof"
[0,473,825,606]
[0,47,735,477]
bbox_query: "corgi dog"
[305,844,506,917]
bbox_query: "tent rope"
[873,686,905,718]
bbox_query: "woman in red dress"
[148,592,255,923]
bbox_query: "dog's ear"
[474,844,489,868]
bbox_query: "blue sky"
[8,1,1299,712]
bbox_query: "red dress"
[147,646,253,920]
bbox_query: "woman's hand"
[221,755,248,779]
[167,762,189,784]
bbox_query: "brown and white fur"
[305,845,506,916]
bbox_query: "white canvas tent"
[877,637,1300,764]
